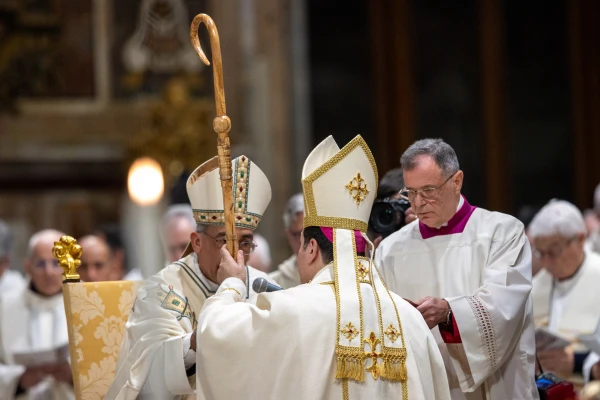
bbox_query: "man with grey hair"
[376,138,538,399]
[268,193,303,288]
[529,200,600,380]
[159,203,196,264]
[0,220,25,294]
[0,228,74,399]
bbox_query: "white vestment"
[531,251,600,338]
[0,270,26,295]
[106,253,275,400]
[0,285,74,400]
[267,254,301,289]
[194,265,450,400]
[376,199,538,400]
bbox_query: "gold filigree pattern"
[364,331,382,380]
[345,172,370,205]
[341,322,359,340]
[385,324,400,343]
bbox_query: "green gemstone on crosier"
[172,300,180,306]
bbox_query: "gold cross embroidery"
[341,322,358,340]
[385,324,400,343]
[356,262,368,281]
[345,172,369,205]
[364,331,382,380]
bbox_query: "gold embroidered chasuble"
[195,264,450,400]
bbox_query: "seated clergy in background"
[106,155,277,399]
[160,204,197,265]
[94,224,144,281]
[0,229,74,399]
[268,192,304,288]
[194,136,450,400]
[529,200,600,379]
[0,220,25,294]
[78,235,116,282]
[376,139,538,400]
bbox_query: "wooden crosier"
[190,14,238,256]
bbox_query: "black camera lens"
[368,198,410,238]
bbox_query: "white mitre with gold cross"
[302,135,408,383]
[181,155,271,257]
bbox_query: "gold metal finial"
[345,172,369,205]
[52,236,82,283]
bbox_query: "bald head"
[24,229,65,296]
[79,235,114,282]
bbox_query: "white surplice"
[106,253,276,400]
[0,285,74,400]
[194,264,450,400]
[531,251,600,339]
[376,198,538,400]
[0,270,26,295]
[267,254,301,289]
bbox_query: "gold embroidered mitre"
[182,155,271,257]
[302,135,377,232]
[301,135,407,385]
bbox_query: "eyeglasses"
[400,172,457,203]
[32,258,60,270]
[533,237,577,260]
[201,232,258,255]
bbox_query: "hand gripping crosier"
[190,13,238,256]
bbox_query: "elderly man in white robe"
[160,204,197,265]
[268,192,303,288]
[0,220,25,295]
[0,229,74,400]
[194,135,450,400]
[376,138,538,400]
[107,155,277,399]
[529,200,600,380]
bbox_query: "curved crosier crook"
[190,13,226,116]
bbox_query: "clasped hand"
[416,296,450,329]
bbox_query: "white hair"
[160,204,196,237]
[0,220,12,259]
[283,193,304,229]
[27,229,66,259]
[594,182,600,214]
[529,199,586,239]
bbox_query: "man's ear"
[307,238,319,265]
[454,170,464,193]
[190,231,203,254]
[23,258,31,276]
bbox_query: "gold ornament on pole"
[52,236,82,283]
[190,14,238,256]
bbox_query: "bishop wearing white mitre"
[107,155,276,399]
[376,138,538,400]
[193,136,450,400]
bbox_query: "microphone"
[252,278,283,293]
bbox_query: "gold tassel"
[380,348,407,382]
[336,346,365,382]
